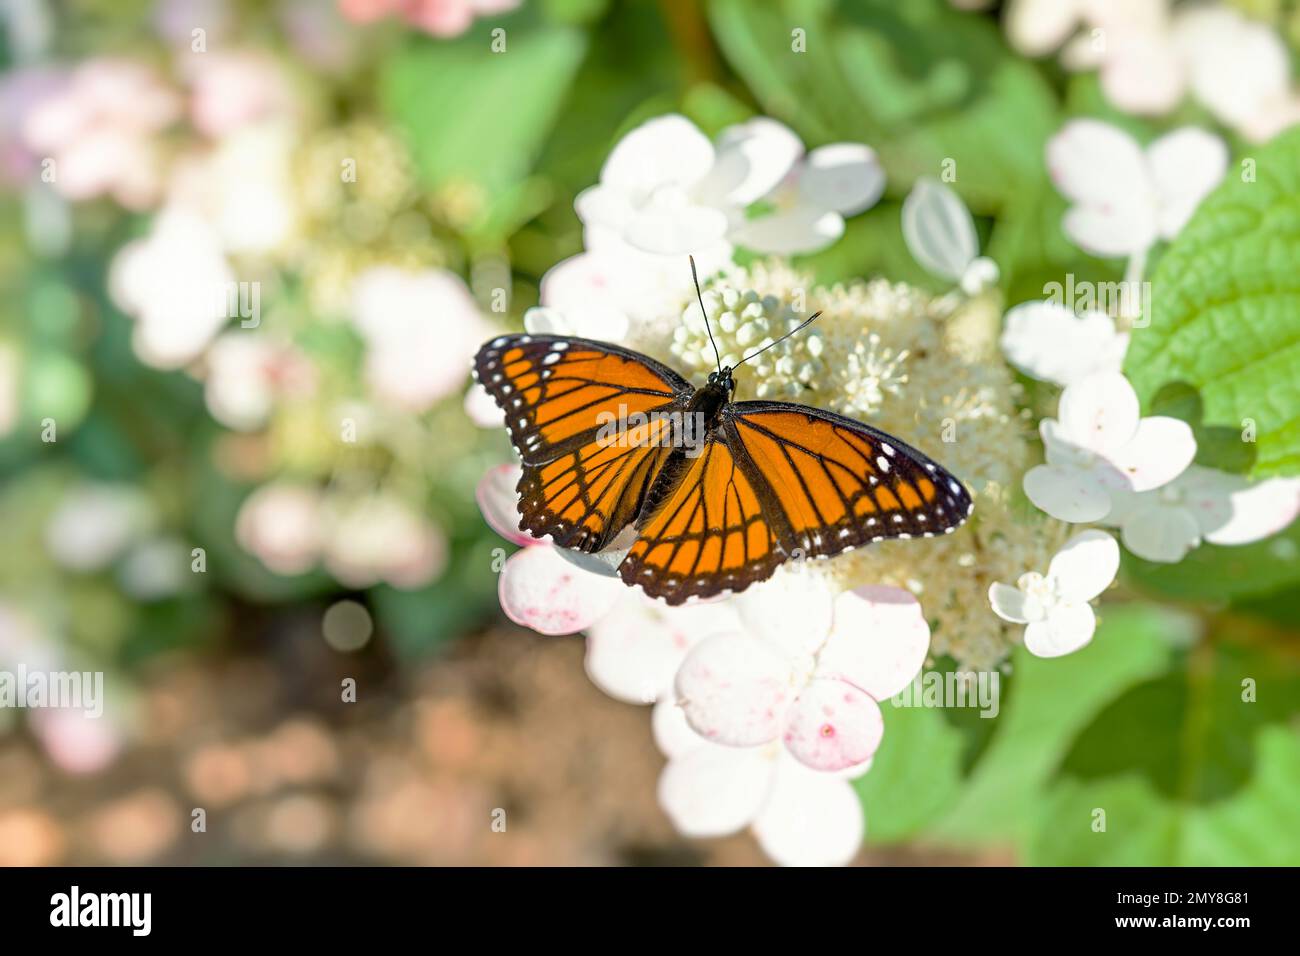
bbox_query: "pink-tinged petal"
[674,632,791,747]
[1048,529,1120,602]
[1047,120,1156,256]
[729,205,845,255]
[751,752,864,866]
[1204,477,1300,546]
[497,546,622,636]
[694,117,803,208]
[988,582,1031,624]
[585,593,737,704]
[1024,602,1096,658]
[1058,371,1140,455]
[782,678,884,772]
[598,114,715,194]
[1024,463,1114,523]
[1120,504,1201,563]
[1108,416,1196,492]
[476,464,535,547]
[733,566,834,659]
[652,698,706,759]
[798,143,886,216]
[817,585,930,699]
[1098,35,1186,117]
[1146,127,1227,239]
[657,743,773,838]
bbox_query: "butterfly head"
[707,367,736,395]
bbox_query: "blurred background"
[1,0,1298,866]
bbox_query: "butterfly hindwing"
[724,401,973,560]
[473,334,693,552]
[620,438,787,603]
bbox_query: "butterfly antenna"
[734,311,823,368]
[689,255,723,375]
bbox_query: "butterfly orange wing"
[473,334,693,553]
[724,401,973,560]
[620,437,788,604]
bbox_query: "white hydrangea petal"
[798,143,886,216]
[497,545,622,636]
[729,205,845,255]
[535,255,632,341]
[475,464,534,547]
[1048,529,1120,602]
[652,697,705,759]
[573,184,635,231]
[1004,0,1084,57]
[1146,127,1227,240]
[1204,477,1300,546]
[1000,301,1127,387]
[733,566,834,659]
[1057,371,1140,455]
[1098,34,1186,117]
[658,743,773,838]
[464,383,505,428]
[817,585,931,700]
[623,203,731,256]
[782,678,885,772]
[1120,504,1201,563]
[901,177,978,281]
[988,582,1031,624]
[751,753,864,866]
[598,114,715,194]
[694,117,803,208]
[675,632,792,747]
[1108,416,1197,492]
[1023,602,1097,658]
[1024,463,1114,523]
[585,594,738,704]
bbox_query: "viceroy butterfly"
[473,260,973,605]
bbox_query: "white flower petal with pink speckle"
[781,677,884,772]
[752,751,865,866]
[657,741,773,838]
[586,594,738,704]
[817,585,931,701]
[675,632,792,747]
[497,545,622,636]
[475,464,535,548]
[652,698,705,760]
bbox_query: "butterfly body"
[474,332,972,605]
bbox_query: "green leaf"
[1059,637,1300,803]
[708,0,1059,214]
[380,13,587,240]
[1030,726,1300,865]
[930,604,1182,845]
[1124,126,1300,478]
[853,701,966,842]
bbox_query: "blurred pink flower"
[204,332,318,431]
[351,266,495,413]
[21,58,181,209]
[31,708,123,775]
[235,482,326,576]
[183,51,297,139]
[0,67,63,186]
[322,492,448,589]
[338,0,520,37]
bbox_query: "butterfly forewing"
[725,402,973,560]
